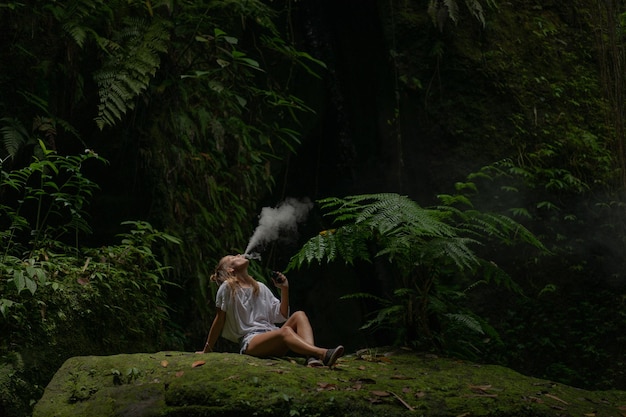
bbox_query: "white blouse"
[216,281,288,343]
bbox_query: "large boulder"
[33,349,626,417]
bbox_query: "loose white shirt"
[216,281,288,344]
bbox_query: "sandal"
[322,345,344,368]
[306,356,324,367]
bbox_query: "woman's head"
[210,255,248,285]
[210,254,259,294]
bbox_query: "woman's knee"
[279,325,296,339]
[291,310,309,322]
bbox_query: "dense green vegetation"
[2,0,626,416]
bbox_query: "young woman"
[196,254,344,368]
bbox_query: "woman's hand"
[272,272,288,289]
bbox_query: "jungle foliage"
[1,0,321,415]
[0,142,181,416]
[2,0,626,415]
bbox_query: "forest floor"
[33,348,626,417]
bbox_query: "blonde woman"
[196,254,344,368]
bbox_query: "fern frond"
[444,313,484,334]
[287,225,371,269]
[94,17,170,129]
[428,0,459,30]
[464,210,546,250]
[360,304,406,331]
[464,0,486,26]
[340,292,388,304]
[479,259,522,294]
[427,236,481,271]
[0,117,29,160]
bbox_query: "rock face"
[33,350,626,417]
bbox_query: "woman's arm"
[274,272,289,318]
[197,308,226,353]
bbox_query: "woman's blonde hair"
[210,256,259,295]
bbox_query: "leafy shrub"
[0,144,181,416]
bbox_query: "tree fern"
[289,192,544,354]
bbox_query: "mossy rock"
[33,349,626,417]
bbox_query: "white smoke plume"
[244,197,314,258]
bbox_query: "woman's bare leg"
[245,326,325,358]
[283,311,315,345]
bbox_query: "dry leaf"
[160,360,169,368]
[469,384,492,391]
[358,365,366,371]
[317,382,337,391]
[191,360,206,368]
[545,393,569,405]
[371,390,390,397]
[175,371,184,377]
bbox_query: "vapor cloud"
[244,197,314,258]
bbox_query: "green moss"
[33,349,626,417]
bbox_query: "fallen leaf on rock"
[317,382,337,391]
[160,360,169,368]
[545,393,569,405]
[191,360,205,368]
[525,396,543,403]
[469,384,492,391]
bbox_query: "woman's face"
[223,254,249,272]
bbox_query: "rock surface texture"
[33,349,626,417]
